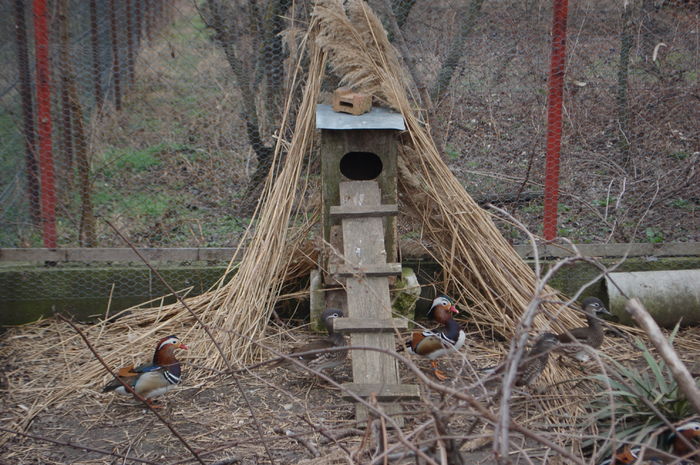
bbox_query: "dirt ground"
[0,320,579,465]
[5,316,699,465]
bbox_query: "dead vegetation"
[1,1,699,464]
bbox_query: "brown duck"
[557,297,611,362]
[515,332,560,386]
[482,332,559,387]
[272,308,347,373]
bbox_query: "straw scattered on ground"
[2,1,699,463]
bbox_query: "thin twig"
[274,427,320,458]
[105,219,278,465]
[298,417,355,456]
[57,315,206,465]
[209,457,241,465]
[0,426,160,465]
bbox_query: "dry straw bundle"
[313,0,582,336]
[311,0,601,435]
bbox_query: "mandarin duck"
[597,444,675,465]
[557,297,611,362]
[482,332,559,388]
[515,332,560,387]
[598,445,641,465]
[272,308,347,373]
[597,422,700,465]
[406,295,466,381]
[103,335,187,407]
[599,438,700,465]
[669,421,700,462]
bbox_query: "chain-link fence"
[1,0,176,247]
[1,0,697,250]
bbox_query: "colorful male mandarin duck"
[557,297,611,362]
[597,421,700,465]
[598,445,640,465]
[599,439,698,465]
[406,295,466,381]
[273,308,347,373]
[103,335,187,406]
[669,421,700,461]
[597,445,673,465]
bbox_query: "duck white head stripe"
[158,337,180,351]
[678,421,700,432]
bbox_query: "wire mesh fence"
[0,0,697,248]
[0,2,699,463]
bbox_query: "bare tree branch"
[0,426,160,465]
[105,219,278,465]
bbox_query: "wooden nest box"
[312,103,420,424]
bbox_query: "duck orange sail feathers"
[406,295,466,381]
[103,335,188,407]
[669,421,700,461]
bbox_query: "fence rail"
[1,242,698,264]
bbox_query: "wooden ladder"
[330,180,420,424]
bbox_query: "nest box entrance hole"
[339,151,383,181]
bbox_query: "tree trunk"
[203,0,274,203]
[58,0,96,246]
[261,0,291,124]
[430,0,485,102]
[391,0,415,30]
[616,2,633,166]
[58,0,74,204]
[14,0,41,227]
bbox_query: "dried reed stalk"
[311,0,596,444]
[313,0,580,337]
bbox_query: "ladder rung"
[330,263,402,277]
[341,383,421,401]
[330,204,398,218]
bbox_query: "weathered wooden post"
[313,103,420,424]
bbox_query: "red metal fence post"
[543,0,569,241]
[32,0,57,247]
